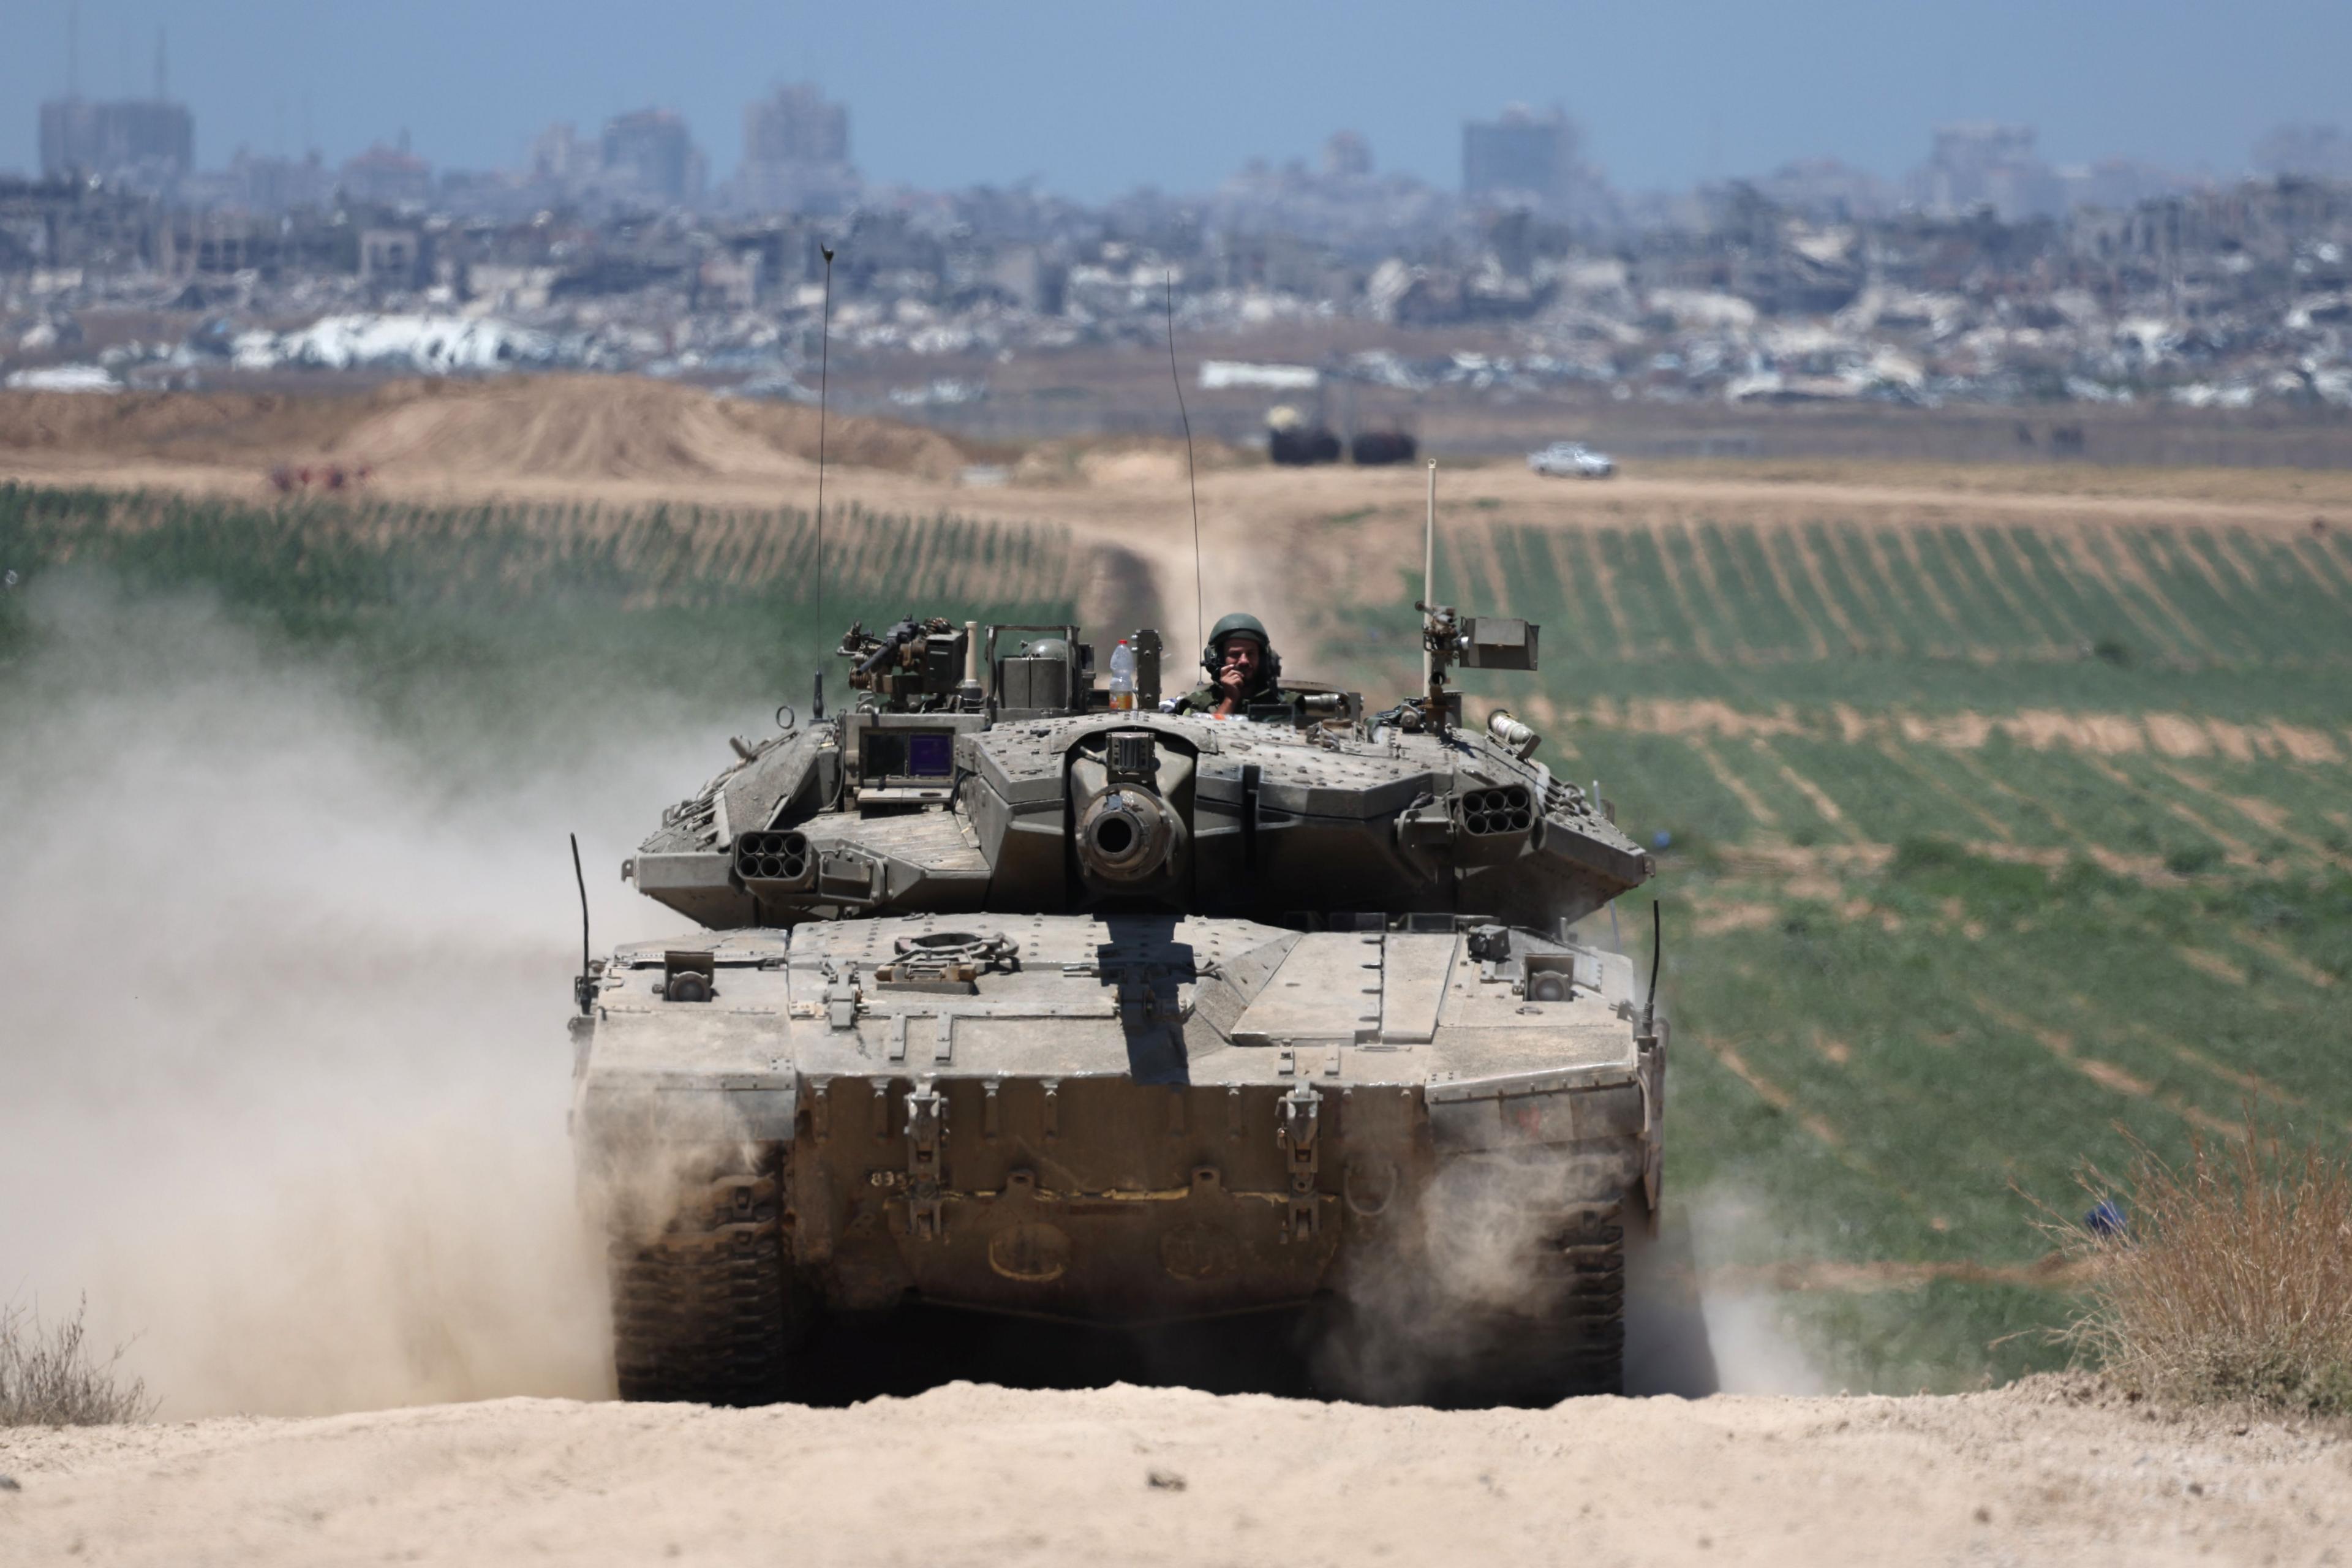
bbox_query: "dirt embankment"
[0,376,970,483]
[1,1378,2344,1567]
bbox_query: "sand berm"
[1,1376,2346,1566]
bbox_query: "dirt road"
[2,1379,2342,1567]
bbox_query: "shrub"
[2059,1117,2352,1414]
[1889,835,1970,877]
[2165,843,2225,876]
[0,1295,156,1427]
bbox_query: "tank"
[568,596,1676,1407]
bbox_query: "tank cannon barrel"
[1075,785,1182,885]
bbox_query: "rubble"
[4,362,116,392]
[230,314,554,374]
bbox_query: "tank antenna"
[1643,898,1663,1039]
[569,832,594,1017]
[1422,459,1438,690]
[1166,271,1204,654]
[812,243,835,722]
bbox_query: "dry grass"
[2059,1117,2352,1414]
[0,1295,156,1427]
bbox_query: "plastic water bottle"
[1108,639,1137,710]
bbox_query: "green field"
[7,478,2347,1394]
[0,483,1084,768]
[1333,508,2352,1390]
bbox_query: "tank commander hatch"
[1168,612,1291,718]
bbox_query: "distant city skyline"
[6,0,2349,198]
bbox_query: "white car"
[1527,441,1616,478]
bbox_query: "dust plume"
[1305,1158,1825,1400]
[1683,1185,1834,1395]
[1314,1148,1683,1404]
[0,580,707,1417]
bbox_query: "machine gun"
[1408,600,1538,733]
[1382,461,1541,735]
[837,616,981,712]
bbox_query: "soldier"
[1169,612,1289,718]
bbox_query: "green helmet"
[1201,612,1281,681]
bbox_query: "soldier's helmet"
[1201,611,1282,681]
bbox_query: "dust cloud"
[1683,1186,1833,1395]
[0,581,709,1417]
[1596,917,1828,1396]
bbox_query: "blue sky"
[7,1,2344,196]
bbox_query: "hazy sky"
[7,0,2345,197]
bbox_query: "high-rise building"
[2252,123,2352,182]
[745,83,848,168]
[37,23,193,186]
[1322,130,1372,180]
[341,136,432,207]
[39,97,194,182]
[738,83,858,213]
[529,123,592,185]
[1910,124,2061,221]
[1463,105,1576,207]
[227,148,333,212]
[602,108,698,204]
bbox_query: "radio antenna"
[1643,899,1664,1039]
[568,832,594,1016]
[1422,458,1437,690]
[812,243,835,722]
[1166,271,1204,654]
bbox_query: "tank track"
[606,1159,793,1406]
[1439,1210,1627,1406]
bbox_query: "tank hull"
[573,912,1662,1402]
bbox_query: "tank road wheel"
[606,1157,794,1406]
[1439,1209,1627,1408]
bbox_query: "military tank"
[568,587,1673,1407]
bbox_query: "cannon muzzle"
[1075,786,1181,886]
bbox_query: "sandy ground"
[2,1379,2345,1567]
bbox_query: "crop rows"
[0,482,1087,760]
[1441,516,2352,708]
[1338,509,2352,1390]
[0,484,1081,616]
